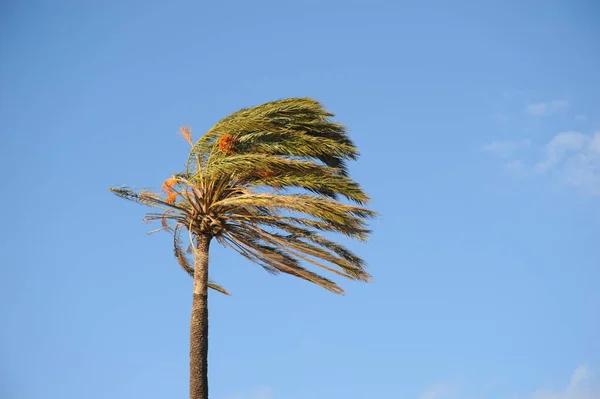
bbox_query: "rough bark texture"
[190,234,210,399]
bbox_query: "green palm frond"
[186,98,358,177]
[213,193,374,229]
[110,97,376,295]
[202,154,369,204]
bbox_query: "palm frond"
[223,228,344,294]
[213,193,375,229]
[205,154,369,204]
[110,97,375,295]
[109,187,188,212]
[240,215,371,241]
[236,221,370,282]
[186,98,357,176]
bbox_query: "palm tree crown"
[110,97,376,294]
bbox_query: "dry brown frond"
[179,126,193,146]
[161,211,172,231]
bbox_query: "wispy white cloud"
[526,100,569,117]
[528,365,597,399]
[570,365,592,388]
[417,365,598,399]
[482,140,531,158]
[535,131,600,195]
[534,131,589,172]
[484,131,600,196]
[575,115,588,122]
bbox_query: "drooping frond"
[222,215,370,282]
[217,228,344,294]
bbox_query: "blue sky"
[1,1,599,398]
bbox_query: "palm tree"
[110,98,376,399]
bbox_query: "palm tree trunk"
[190,233,210,399]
